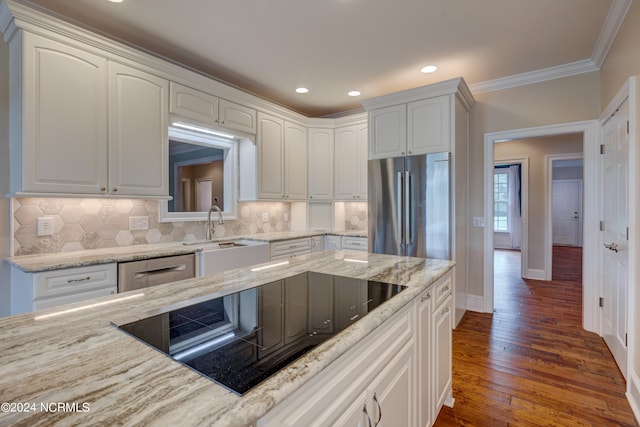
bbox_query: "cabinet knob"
[100,187,106,192]
[401,151,405,155]
[112,188,118,192]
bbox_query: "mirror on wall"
[160,125,239,222]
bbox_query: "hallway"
[433,247,638,426]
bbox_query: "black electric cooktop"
[114,271,406,395]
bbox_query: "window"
[494,170,509,232]
[159,125,240,222]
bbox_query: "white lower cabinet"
[341,236,368,251]
[335,341,414,427]
[10,263,118,315]
[324,235,341,250]
[257,268,455,427]
[433,294,453,417]
[258,303,415,427]
[270,238,312,260]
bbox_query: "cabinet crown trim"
[361,77,475,111]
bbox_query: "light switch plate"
[472,217,485,227]
[129,216,149,231]
[37,217,54,236]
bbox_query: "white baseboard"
[524,268,547,280]
[628,369,640,424]
[466,294,486,313]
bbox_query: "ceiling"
[15,0,630,117]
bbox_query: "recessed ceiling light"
[108,0,124,3]
[296,87,309,94]
[348,90,361,97]
[420,65,438,74]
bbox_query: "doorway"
[483,120,600,333]
[550,156,584,247]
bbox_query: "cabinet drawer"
[33,263,117,301]
[33,286,116,311]
[341,236,368,251]
[270,238,312,258]
[433,273,453,311]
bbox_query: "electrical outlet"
[262,212,269,223]
[129,216,149,231]
[37,217,54,236]
[472,217,485,227]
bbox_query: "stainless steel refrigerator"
[368,152,451,259]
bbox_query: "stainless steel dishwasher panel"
[118,254,196,292]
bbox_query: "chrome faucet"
[206,205,224,240]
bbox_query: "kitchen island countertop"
[0,250,452,427]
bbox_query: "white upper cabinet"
[219,99,257,135]
[408,96,450,155]
[308,128,334,200]
[368,95,450,159]
[334,123,368,200]
[283,122,308,200]
[257,113,285,199]
[369,104,407,158]
[108,62,169,196]
[16,33,108,195]
[169,82,257,134]
[256,113,307,200]
[363,81,463,159]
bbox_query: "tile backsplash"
[12,198,291,256]
[11,198,368,256]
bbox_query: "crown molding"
[470,0,632,95]
[469,59,599,94]
[591,0,633,66]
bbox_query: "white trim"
[465,294,485,313]
[483,120,600,334]
[591,0,634,66]
[524,269,547,281]
[628,369,640,425]
[470,0,632,94]
[470,59,598,94]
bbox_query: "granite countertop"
[0,250,453,427]
[5,230,368,273]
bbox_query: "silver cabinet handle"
[420,292,431,302]
[440,285,450,294]
[67,276,91,284]
[373,392,382,426]
[363,404,373,427]
[442,306,450,315]
[604,242,619,252]
[133,263,186,279]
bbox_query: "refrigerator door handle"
[397,171,404,244]
[405,171,411,244]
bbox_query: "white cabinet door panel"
[284,122,307,200]
[219,99,256,134]
[369,104,406,159]
[22,33,107,194]
[408,95,450,155]
[109,62,168,196]
[257,113,285,199]
[308,128,334,200]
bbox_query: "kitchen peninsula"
[0,250,453,427]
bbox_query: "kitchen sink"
[187,239,270,276]
[181,239,247,248]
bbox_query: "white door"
[600,98,629,379]
[552,179,583,246]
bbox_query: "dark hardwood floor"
[433,246,638,427]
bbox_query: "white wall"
[467,72,601,298]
